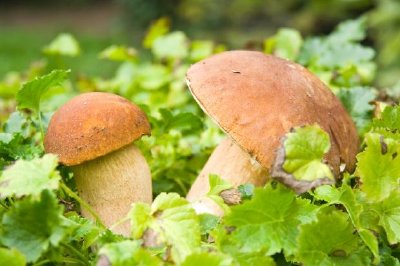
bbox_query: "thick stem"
[72,143,152,236]
[187,138,269,216]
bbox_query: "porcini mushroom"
[186,51,358,215]
[44,92,152,235]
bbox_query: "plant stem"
[60,182,106,229]
[61,243,89,265]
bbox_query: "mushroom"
[186,51,358,215]
[44,92,152,235]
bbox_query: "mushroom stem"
[186,138,269,215]
[71,143,152,236]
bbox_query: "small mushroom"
[44,92,152,235]
[186,51,358,215]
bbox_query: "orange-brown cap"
[44,92,151,166]
[186,51,358,176]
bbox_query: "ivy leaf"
[369,190,400,245]
[337,87,376,134]
[181,252,233,266]
[356,133,400,201]
[0,190,70,262]
[222,184,317,257]
[42,33,80,57]
[0,154,60,199]
[271,125,334,194]
[0,248,26,266]
[296,209,372,266]
[16,69,70,113]
[98,240,162,266]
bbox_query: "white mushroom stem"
[71,143,152,236]
[186,138,269,216]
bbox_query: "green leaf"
[296,209,372,266]
[0,190,70,262]
[0,133,40,161]
[314,185,361,226]
[143,17,170,49]
[42,33,80,57]
[190,40,214,62]
[314,185,380,262]
[181,252,233,266]
[356,133,400,201]
[152,31,189,60]
[16,69,70,113]
[0,248,26,266]
[330,16,367,43]
[199,213,219,235]
[98,240,162,266]
[99,45,137,61]
[271,125,334,193]
[370,190,400,245]
[372,105,400,132]
[283,125,333,181]
[337,87,376,134]
[207,174,232,196]
[137,64,170,90]
[264,28,303,61]
[237,183,254,200]
[0,154,60,199]
[130,202,151,239]
[131,193,201,263]
[222,184,317,256]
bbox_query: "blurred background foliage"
[0,0,399,88]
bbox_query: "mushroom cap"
[44,92,151,166]
[186,51,358,175]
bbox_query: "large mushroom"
[44,92,152,235]
[186,51,358,215]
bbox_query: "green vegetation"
[1,16,400,265]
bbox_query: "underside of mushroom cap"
[44,92,151,166]
[186,50,359,176]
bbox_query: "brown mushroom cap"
[44,92,151,166]
[186,51,358,176]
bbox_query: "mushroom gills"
[186,138,269,216]
[72,143,152,236]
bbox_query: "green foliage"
[1,191,71,262]
[337,86,376,134]
[0,154,60,198]
[356,133,400,201]
[219,184,317,257]
[296,209,372,266]
[281,125,333,182]
[16,69,70,114]
[0,16,400,265]
[0,248,26,266]
[130,193,201,263]
[42,33,81,57]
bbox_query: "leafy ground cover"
[1,16,400,265]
